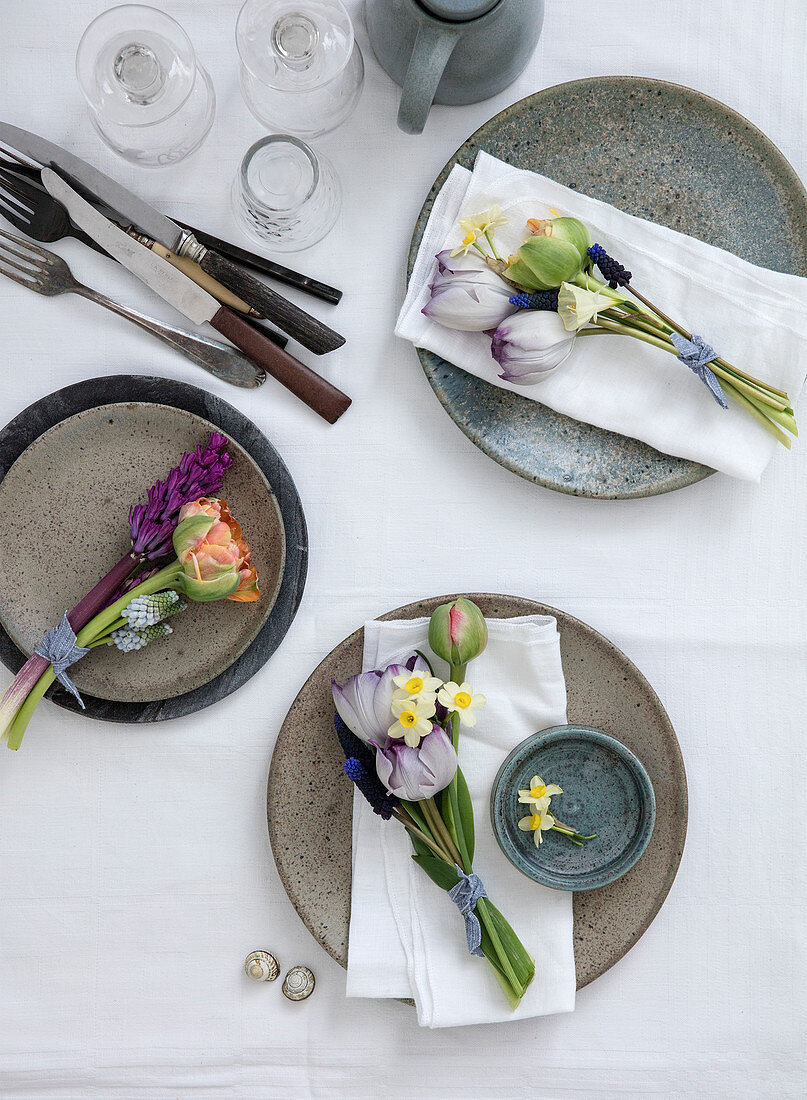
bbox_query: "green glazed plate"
[407,76,807,498]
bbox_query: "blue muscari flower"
[343,757,398,820]
[509,289,559,311]
[587,244,632,288]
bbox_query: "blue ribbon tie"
[448,868,487,957]
[34,613,90,709]
[670,331,728,408]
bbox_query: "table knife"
[0,123,345,354]
[41,169,351,424]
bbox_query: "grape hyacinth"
[587,243,632,288]
[343,757,399,820]
[121,590,186,630]
[509,289,559,311]
[108,621,174,653]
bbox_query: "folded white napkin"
[346,615,575,1028]
[396,151,807,481]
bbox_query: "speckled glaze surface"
[0,376,307,723]
[267,594,688,989]
[490,725,656,891]
[407,76,807,498]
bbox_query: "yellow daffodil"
[449,231,481,258]
[391,670,443,700]
[518,804,556,847]
[388,694,436,747]
[460,204,509,237]
[517,774,563,807]
[437,681,486,727]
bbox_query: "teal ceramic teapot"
[365,0,544,134]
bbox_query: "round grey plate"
[267,594,688,989]
[408,76,807,498]
[490,725,656,891]
[0,376,307,723]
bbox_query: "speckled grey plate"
[490,725,656,891]
[267,594,688,989]
[0,376,307,722]
[408,76,807,498]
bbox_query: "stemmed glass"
[236,0,364,138]
[75,5,215,167]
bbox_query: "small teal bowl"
[490,725,655,891]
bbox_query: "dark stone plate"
[408,76,807,498]
[267,594,688,990]
[0,376,307,722]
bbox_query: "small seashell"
[244,950,279,982]
[282,965,315,1001]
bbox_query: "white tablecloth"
[0,1,805,1096]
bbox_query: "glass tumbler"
[75,5,215,167]
[231,135,341,252]
[236,0,364,138]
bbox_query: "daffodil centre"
[399,711,417,728]
[530,783,547,799]
[454,691,472,708]
[405,676,424,694]
[529,814,542,829]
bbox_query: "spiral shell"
[282,965,315,1001]
[244,950,279,982]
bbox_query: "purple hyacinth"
[129,432,232,560]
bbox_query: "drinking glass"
[75,5,215,167]
[236,0,364,138]
[231,135,341,252]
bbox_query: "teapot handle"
[397,22,462,135]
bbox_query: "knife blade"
[0,123,345,354]
[41,169,351,424]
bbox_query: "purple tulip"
[374,725,458,801]
[422,250,518,332]
[490,310,575,384]
[332,656,429,748]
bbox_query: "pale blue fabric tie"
[448,869,487,957]
[34,614,90,709]
[670,331,728,408]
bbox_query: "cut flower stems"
[332,597,536,1010]
[423,209,797,447]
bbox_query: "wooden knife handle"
[209,306,351,424]
[200,250,346,355]
[147,241,255,315]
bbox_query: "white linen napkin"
[345,614,575,1028]
[396,150,807,481]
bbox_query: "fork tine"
[0,227,54,264]
[0,192,32,225]
[0,170,37,209]
[0,252,38,279]
[0,141,42,170]
[0,238,42,268]
[0,180,35,219]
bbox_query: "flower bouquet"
[0,433,259,750]
[332,597,541,1010]
[423,206,797,448]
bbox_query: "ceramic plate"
[408,76,807,498]
[0,375,307,722]
[267,594,688,989]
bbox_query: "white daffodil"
[460,204,509,237]
[388,694,437,748]
[437,681,487,727]
[517,774,563,807]
[449,231,482,258]
[557,281,623,332]
[518,804,556,847]
[391,670,444,700]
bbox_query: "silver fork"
[0,229,266,389]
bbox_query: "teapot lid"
[421,0,499,21]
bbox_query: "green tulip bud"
[428,597,488,666]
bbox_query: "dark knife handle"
[176,220,342,304]
[200,250,345,355]
[209,305,351,424]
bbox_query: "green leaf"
[455,766,475,865]
[411,853,461,892]
[483,901,535,991]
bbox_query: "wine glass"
[236,0,364,138]
[75,5,215,167]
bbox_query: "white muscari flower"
[518,803,556,847]
[121,589,185,630]
[108,621,173,653]
[517,774,563,807]
[437,681,486,727]
[388,694,437,748]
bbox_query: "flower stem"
[422,797,464,868]
[393,808,452,862]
